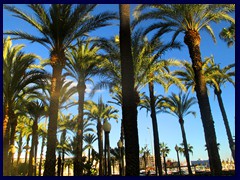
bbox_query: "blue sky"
[3,4,235,163]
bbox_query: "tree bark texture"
[43,63,64,176]
[184,29,222,175]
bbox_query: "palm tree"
[57,113,76,176]
[65,38,105,175]
[85,97,119,176]
[25,101,46,176]
[119,4,140,176]
[159,143,170,175]
[38,122,47,176]
[160,92,197,175]
[4,4,117,176]
[139,145,151,171]
[179,143,193,171]
[15,116,25,165]
[83,133,98,163]
[175,57,235,162]
[219,23,235,47]
[205,57,235,162]
[179,143,193,157]
[64,158,73,176]
[133,4,235,174]
[3,36,45,175]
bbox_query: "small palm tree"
[38,122,47,176]
[179,143,193,157]
[160,92,197,175]
[25,101,47,176]
[159,142,170,175]
[140,145,151,171]
[85,97,119,175]
[83,133,98,163]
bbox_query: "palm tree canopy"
[83,133,97,150]
[85,97,119,124]
[179,143,193,156]
[160,92,197,119]
[204,56,235,92]
[133,4,235,43]
[219,23,235,47]
[3,36,46,107]
[65,38,105,84]
[4,4,118,52]
[159,142,170,157]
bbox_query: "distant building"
[191,159,209,167]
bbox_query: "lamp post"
[175,145,182,175]
[103,120,111,176]
[117,139,123,175]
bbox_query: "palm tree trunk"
[119,4,139,176]
[61,149,65,176]
[179,118,192,175]
[3,105,11,176]
[57,153,61,176]
[34,136,38,176]
[29,118,38,176]
[97,121,104,176]
[184,29,222,175]
[24,136,30,175]
[120,121,125,175]
[148,81,163,175]
[38,135,46,176]
[44,63,63,176]
[163,155,167,175]
[88,148,91,163]
[8,116,17,175]
[74,81,86,176]
[215,88,235,162]
[17,131,23,165]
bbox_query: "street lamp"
[175,145,182,175]
[103,120,111,176]
[117,139,123,175]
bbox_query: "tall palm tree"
[159,142,170,175]
[206,57,235,162]
[3,36,45,175]
[133,4,235,174]
[85,97,119,176]
[4,4,117,176]
[174,57,235,162]
[160,92,197,175]
[65,38,105,175]
[219,23,235,47]
[119,4,139,176]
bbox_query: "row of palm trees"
[3,4,235,176]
